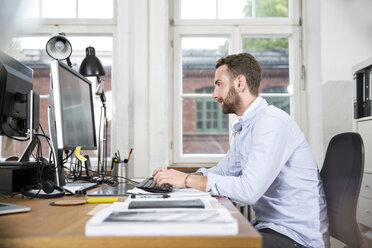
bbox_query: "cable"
[39,123,46,136]
[1,128,29,141]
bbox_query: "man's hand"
[153,168,187,188]
[152,167,207,192]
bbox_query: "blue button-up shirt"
[197,97,330,248]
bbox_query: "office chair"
[320,132,364,248]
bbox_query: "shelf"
[355,116,372,122]
[353,56,372,74]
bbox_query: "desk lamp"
[46,33,72,67]
[79,46,107,175]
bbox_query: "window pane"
[20,0,39,18]
[218,0,246,19]
[78,0,113,19]
[242,37,289,93]
[1,36,113,160]
[182,37,228,94]
[255,0,289,18]
[183,98,229,154]
[180,0,216,19]
[10,37,51,95]
[42,0,76,18]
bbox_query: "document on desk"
[85,207,238,236]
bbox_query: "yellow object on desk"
[86,197,119,204]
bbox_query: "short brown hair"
[216,53,261,96]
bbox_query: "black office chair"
[320,132,364,248]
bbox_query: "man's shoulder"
[255,104,291,123]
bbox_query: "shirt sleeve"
[204,115,294,204]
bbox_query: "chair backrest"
[320,132,364,247]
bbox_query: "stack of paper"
[85,188,238,236]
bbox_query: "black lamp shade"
[79,46,106,77]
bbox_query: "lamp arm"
[100,90,106,103]
[66,57,72,67]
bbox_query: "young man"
[153,53,329,248]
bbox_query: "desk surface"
[0,186,261,248]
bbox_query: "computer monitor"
[0,51,39,138]
[50,60,97,150]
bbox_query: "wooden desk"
[0,188,261,248]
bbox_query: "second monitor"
[50,60,97,150]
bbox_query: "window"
[0,1,115,166]
[172,0,302,164]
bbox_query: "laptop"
[0,202,31,215]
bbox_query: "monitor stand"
[18,90,38,163]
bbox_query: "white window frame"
[171,0,304,165]
[0,1,117,167]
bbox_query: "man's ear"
[235,75,247,92]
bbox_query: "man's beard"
[220,85,241,114]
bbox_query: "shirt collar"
[232,96,265,132]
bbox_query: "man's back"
[249,105,329,247]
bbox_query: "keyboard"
[136,177,172,193]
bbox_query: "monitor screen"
[50,60,97,150]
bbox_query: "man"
[153,53,329,248]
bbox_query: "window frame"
[171,0,304,165]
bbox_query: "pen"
[127,148,133,161]
[131,194,170,199]
[117,150,121,161]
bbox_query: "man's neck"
[236,96,257,116]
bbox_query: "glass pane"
[183,98,229,154]
[218,0,246,19]
[1,36,113,160]
[10,37,51,95]
[255,0,289,18]
[180,0,216,19]
[182,37,228,94]
[42,0,76,18]
[242,37,289,93]
[19,0,39,18]
[78,0,113,19]
[263,96,290,114]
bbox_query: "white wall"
[113,0,169,177]
[304,0,372,167]
[303,0,323,167]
